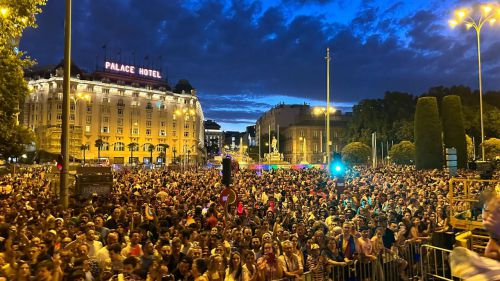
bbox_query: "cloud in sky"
[20,0,500,131]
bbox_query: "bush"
[442,95,467,168]
[482,138,500,160]
[389,141,415,165]
[414,97,443,169]
[341,142,371,165]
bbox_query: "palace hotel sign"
[105,61,162,79]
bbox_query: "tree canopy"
[0,0,46,161]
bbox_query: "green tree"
[414,97,443,170]
[466,135,474,160]
[341,142,371,165]
[441,95,467,169]
[0,0,46,161]
[389,141,415,165]
[482,138,500,160]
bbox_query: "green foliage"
[441,95,467,168]
[389,141,415,165]
[466,135,474,160]
[0,0,46,161]
[414,97,443,170]
[341,142,371,165]
[345,92,416,145]
[482,138,500,160]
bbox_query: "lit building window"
[117,127,123,134]
[85,125,91,132]
[160,130,166,136]
[101,126,109,133]
[102,142,110,151]
[114,142,125,151]
[132,128,139,135]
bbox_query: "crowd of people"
[0,164,497,281]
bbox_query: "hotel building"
[21,62,205,165]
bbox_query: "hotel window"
[103,117,109,123]
[57,114,62,120]
[117,99,125,106]
[184,123,189,129]
[86,85,94,92]
[146,102,153,110]
[118,89,125,96]
[132,92,139,98]
[101,126,109,133]
[86,116,91,124]
[314,144,318,153]
[117,127,123,134]
[146,129,151,136]
[184,131,189,137]
[70,103,75,110]
[160,121,166,127]
[313,130,318,138]
[70,114,75,121]
[87,105,92,112]
[173,131,177,137]
[117,118,123,126]
[118,108,124,115]
[114,142,125,151]
[159,130,166,136]
[147,112,152,119]
[102,97,109,103]
[173,122,176,128]
[57,103,62,110]
[102,142,110,151]
[132,128,139,135]
[102,88,110,94]
[85,125,91,132]
[173,114,176,121]
[157,145,165,152]
[146,121,151,127]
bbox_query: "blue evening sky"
[21,0,500,131]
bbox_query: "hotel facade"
[22,62,205,165]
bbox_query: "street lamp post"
[325,48,332,166]
[313,106,336,163]
[449,4,498,161]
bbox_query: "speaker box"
[222,158,231,186]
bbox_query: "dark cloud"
[20,0,500,130]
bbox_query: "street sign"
[220,187,237,205]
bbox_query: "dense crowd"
[0,165,497,281]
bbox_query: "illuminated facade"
[22,64,205,165]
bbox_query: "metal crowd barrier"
[280,242,463,281]
[419,244,462,281]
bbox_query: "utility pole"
[60,0,72,209]
[326,48,331,166]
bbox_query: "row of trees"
[340,138,499,167]
[344,86,500,152]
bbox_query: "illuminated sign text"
[105,61,162,79]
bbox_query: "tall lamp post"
[60,0,72,209]
[325,48,332,166]
[449,4,499,161]
[313,106,336,163]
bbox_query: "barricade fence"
[281,243,463,281]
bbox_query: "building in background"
[243,125,256,147]
[204,119,224,158]
[224,131,244,150]
[255,103,351,163]
[22,61,205,165]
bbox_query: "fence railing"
[282,243,463,281]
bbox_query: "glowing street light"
[449,3,499,161]
[0,7,9,17]
[313,106,336,163]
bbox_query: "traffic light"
[56,154,63,171]
[329,152,345,177]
